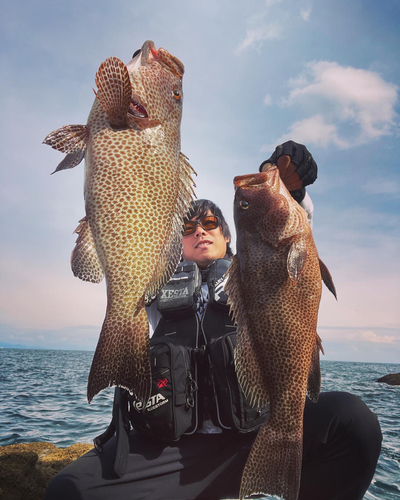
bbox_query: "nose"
[194,223,206,237]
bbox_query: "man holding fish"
[44,42,381,500]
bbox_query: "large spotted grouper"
[43,41,196,405]
[225,168,336,500]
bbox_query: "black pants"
[44,392,382,500]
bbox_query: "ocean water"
[0,349,399,499]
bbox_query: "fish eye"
[239,200,249,210]
[172,89,181,100]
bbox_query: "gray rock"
[376,373,400,385]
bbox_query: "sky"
[1,0,399,363]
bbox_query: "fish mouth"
[128,95,148,118]
[234,169,279,190]
[129,40,184,79]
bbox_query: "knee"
[323,392,382,466]
[44,473,82,500]
[305,391,382,462]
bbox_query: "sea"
[0,349,399,499]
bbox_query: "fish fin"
[307,334,323,403]
[287,236,308,284]
[145,152,196,303]
[226,256,269,408]
[235,325,270,408]
[319,258,337,299]
[43,124,88,153]
[240,421,302,500]
[71,217,104,283]
[94,57,132,128]
[87,303,151,405]
[51,150,85,174]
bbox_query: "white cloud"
[285,61,398,143]
[319,327,399,345]
[355,330,397,344]
[263,94,272,106]
[235,23,282,54]
[300,2,312,21]
[261,114,350,151]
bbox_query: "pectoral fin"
[51,150,85,174]
[94,57,132,128]
[43,124,87,153]
[319,258,337,299]
[287,237,308,284]
[71,217,104,283]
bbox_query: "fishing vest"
[129,258,269,440]
[94,259,269,477]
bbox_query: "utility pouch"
[208,331,269,433]
[128,337,198,442]
[156,261,202,319]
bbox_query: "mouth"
[128,96,148,118]
[195,240,212,248]
[234,169,279,190]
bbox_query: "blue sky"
[1,0,399,363]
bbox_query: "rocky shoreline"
[0,441,93,500]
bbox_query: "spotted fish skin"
[43,41,196,405]
[226,168,333,500]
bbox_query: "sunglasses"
[182,215,220,236]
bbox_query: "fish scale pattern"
[44,41,196,406]
[84,44,196,404]
[226,168,324,500]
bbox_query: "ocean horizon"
[1,348,399,499]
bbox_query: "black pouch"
[208,331,269,432]
[156,261,202,319]
[129,337,198,441]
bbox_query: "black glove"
[260,140,318,188]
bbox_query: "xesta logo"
[161,287,190,299]
[133,393,169,412]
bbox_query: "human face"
[182,211,230,269]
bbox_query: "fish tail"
[239,420,302,500]
[87,306,151,406]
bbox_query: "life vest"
[129,259,269,436]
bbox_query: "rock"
[376,373,400,385]
[0,441,93,500]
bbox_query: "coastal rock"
[376,373,400,385]
[0,441,92,500]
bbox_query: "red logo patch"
[157,378,168,388]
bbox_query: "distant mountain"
[0,341,46,350]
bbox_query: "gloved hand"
[259,141,317,191]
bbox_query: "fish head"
[233,167,309,248]
[126,40,185,128]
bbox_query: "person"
[44,141,382,500]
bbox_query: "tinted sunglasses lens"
[201,216,219,230]
[183,221,197,236]
[182,215,219,236]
